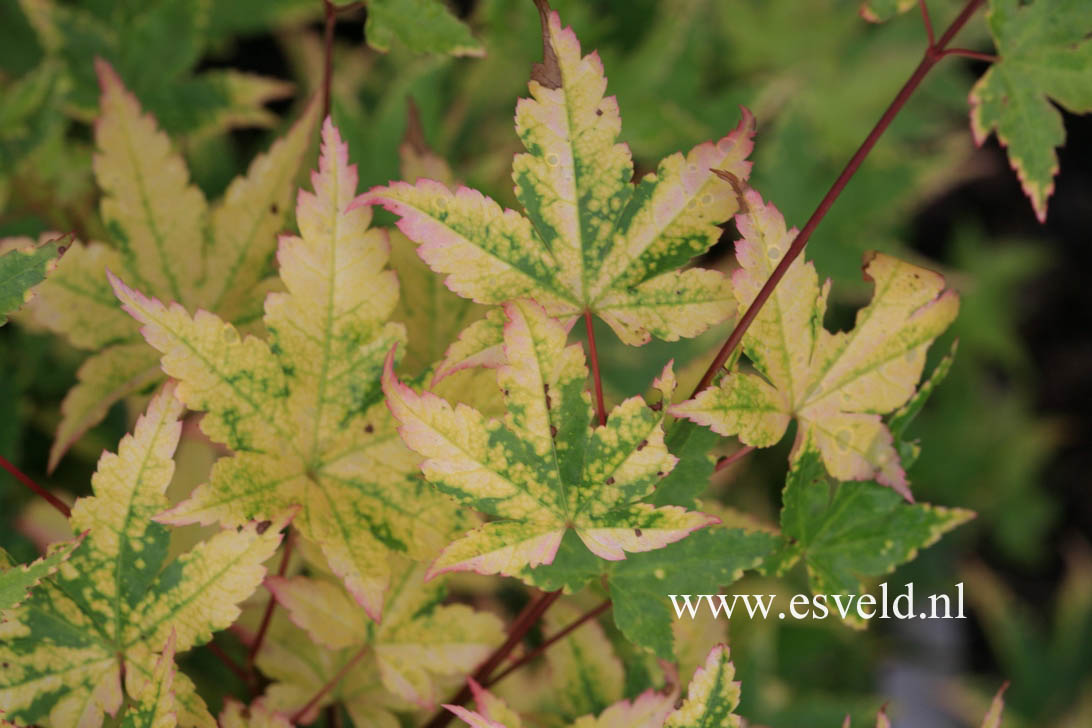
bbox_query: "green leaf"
[383,298,715,581]
[772,433,974,607]
[365,0,485,57]
[0,538,81,613]
[970,0,1092,221]
[0,234,65,326]
[608,527,778,659]
[0,386,286,727]
[363,7,753,346]
[111,120,469,621]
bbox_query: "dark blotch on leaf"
[256,520,272,534]
[531,0,562,90]
[606,476,615,485]
[365,423,374,433]
[637,439,648,451]
[634,528,642,537]
[650,400,663,412]
[550,424,558,437]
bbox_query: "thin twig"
[206,641,254,695]
[423,590,562,728]
[714,445,755,472]
[690,0,986,399]
[487,599,611,686]
[919,0,936,46]
[322,0,336,119]
[290,644,370,723]
[941,48,998,62]
[584,311,607,426]
[248,529,295,666]
[0,454,70,518]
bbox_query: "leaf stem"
[487,598,612,687]
[322,0,336,119]
[248,528,295,666]
[919,0,936,46]
[290,643,369,723]
[424,589,562,728]
[584,311,607,426]
[690,0,986,398]
[0,454,70,518]
[206,641,255,696]
[714,445,755,472]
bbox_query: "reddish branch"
[290,643,370,723]
[584,311,608,426]
[690,0,987,398]
[0,454,70,518]
[248,529,295,666]
[423,590,562,728]
[714,445,755,472]
[322,0,336,119]
[487,598,612,686]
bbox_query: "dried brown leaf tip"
[531,0,561,89]
[711,168,749,214]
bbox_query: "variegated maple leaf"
[25,60,318,471]
[447,643,739,728]
[361,5,752,352]
[672,191,959,500]
[110,119,470,620]
[0,537,81,614]
[383,298,716,581]
[265,561,503,715]
[0,386,285,728]
[0,234,68,326]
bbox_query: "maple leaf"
[26,60,318,471]
[447,643,738,728]
[266,561,503,712]
[252,609,406,727]
[0,234,67,326]
[0,538,82,614]
[110,119,471,620]
[390,103,488,378]
[0,385,286,728]
[671,191,959,500]
[765,429,974,617]
[383,298,716,581]
[361,0,485,57]
[120,634,177,728]
[361,6,753,347]
[970,0,1092,221]
[218,699,292,728]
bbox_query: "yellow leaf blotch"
[664,645,741,728]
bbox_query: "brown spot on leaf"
[605,476,615,485]
[550,425,558,437]
[270,203,279,214]
[656,471,664,477]
[531,0,562,90]
[637,439,648,451]
[634,528,642,537]
[596,108,603,116]
[365,423,374,434]
[650,400,663,412]
[256,520,272,534]
[711,168,749,213]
